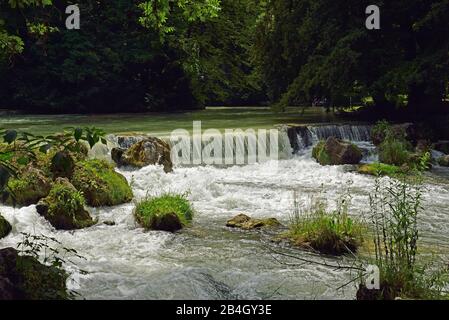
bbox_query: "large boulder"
[226,214,281,230]
[312,137,362,165]
[0,214,12,239]
[134,194,193,232]
[111,137,173,173]
[5,166,51,207]
[71,159,133,207]
[0,247,68,300]
[36,178,96,230]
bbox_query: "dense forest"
[0,0,448,114]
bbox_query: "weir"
[286,124,373,154]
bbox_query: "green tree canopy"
[254,0,449,111]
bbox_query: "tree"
[254,0,449,112]
[0,0,217,112]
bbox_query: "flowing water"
[1,107,449,300]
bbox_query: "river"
[1,107,448,300]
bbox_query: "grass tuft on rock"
[286,191,364,255]
[36,178,95,230]
[134,194,194,232]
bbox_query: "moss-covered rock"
[312,137,362,165]
[112,137,173,173]
[357,163,404,177]
[226,214,281,230]
[5,167,51,207]
[71,159,133,207]
[134,194,194,232]
[0,247,68,300]
[0,215,12,239]
[36,178,96,230]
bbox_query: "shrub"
[358,177,449,300]
[378,138,412,166]
[134,194,194,232]
[286,188,364,255]
[71,159,133,207]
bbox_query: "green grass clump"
[358,177,449,300]
[286,191,364,255]
[135,194,194,231]
[378,138,412,166]
[71,159,133,207]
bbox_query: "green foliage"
[138,0,221,37]
[72,159,133,207]
[287,186,364,255]
[357,163,404,177]
[378,138,412,166]
[254,0,449,110]
[365,177,449,299]
[17,232,87,299]
[135,193,194,229]
[0,127,105,200]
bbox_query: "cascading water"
[1,123,449,300]
[287,124,373,153]
[285,124,377,162]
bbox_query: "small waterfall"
[170,129,290,166]
[287,124,373,154]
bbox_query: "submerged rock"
[312,137,362,165]
[0,247,69,300]
[0,214,12,239]
[4,166,51,207]
[434,141,449,155]
[111,137,173,173]
[438,155,449,167]
[226,214,281,230]
[36,178,96,230]
[71,159,133,207]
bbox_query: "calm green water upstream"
[0,107,336,136]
